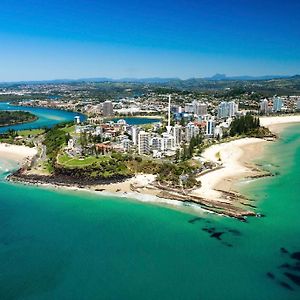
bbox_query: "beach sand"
[260,115,300,134]
[192,115,300,203]
[0,143,37,164]
[192,138,268,202]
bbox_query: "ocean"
[0,124,300,299]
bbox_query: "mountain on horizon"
[204,74,291,81]
[0,74,297,85]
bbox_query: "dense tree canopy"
[230,114,260,136]
[0,110,37,126]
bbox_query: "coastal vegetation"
[0,110,37,126]
[43,123,72,165]
[181,134,204,160]
[230,114,273,137]
[0,128,44,147]
[40,122,202,187]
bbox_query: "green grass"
[0,138,14,144]
[17,129,45,137]
[61,125,75,134]
[57,153,109,167]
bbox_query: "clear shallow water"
[0,102,86,133]
[0,125,300,299]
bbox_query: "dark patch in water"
[223,242,232,247]
[284,272,300,286]
[266,272,275,280]
[210,232,224,240]
[279,263,291,269]
[278,281,294,291]
[228,229,241,236]
[280,247,289,254]
[202,227,215,234]
[188,217,203,224]
[279,263,300,272]
[291,252,300,261]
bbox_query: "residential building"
[205,120,215,137]
[260,99,269,114]
[217,101,238,118]
[185,122,200,142]
[150,137,162,151]
[161,133,175,151]
[194,102,208,116]
[172,124,182,146]
[273,96,283,112]
[138,131,150,155]
[184,103,194,113]
[131,126,139,145]
[102,100,114,116]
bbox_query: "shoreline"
[0,116,38,128]
[3,115,300,220]
[190,115,300,204]
[0,143,37,164]
[191,137,270,203]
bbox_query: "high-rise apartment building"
[138,131,150,155]
[102,100,114,116]
[273,96,283,112]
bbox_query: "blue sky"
[0,0,299,81]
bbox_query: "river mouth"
[0,102,86,133]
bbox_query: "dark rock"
[279,263,291,269]
[291,252,300,261]
[228,229,241,236]
[202,227,215,234]
[256,213,266,218]
[188,217,203,224]
[266,272,275,279]
[284,272,300,286]
[210,232,224,240]
[280,247,289,254]
[279,263,300,272]
[278,281,294,291]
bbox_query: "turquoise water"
[110,117,161,125]
[0,125,300,299]
[0,103,86,133]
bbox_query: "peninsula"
[0,110,37,127]
[2,82,300,220]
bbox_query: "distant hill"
[0,75,296,85]
[204,74,291,81]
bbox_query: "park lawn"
[0,138,14,144]
[17,129,45,137]
[58,153,109,167]
[61,125,75,134]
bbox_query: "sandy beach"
[192,138,267,202]
[260,115,300,133]
[192,115,300,203]
[0,143,37,164]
